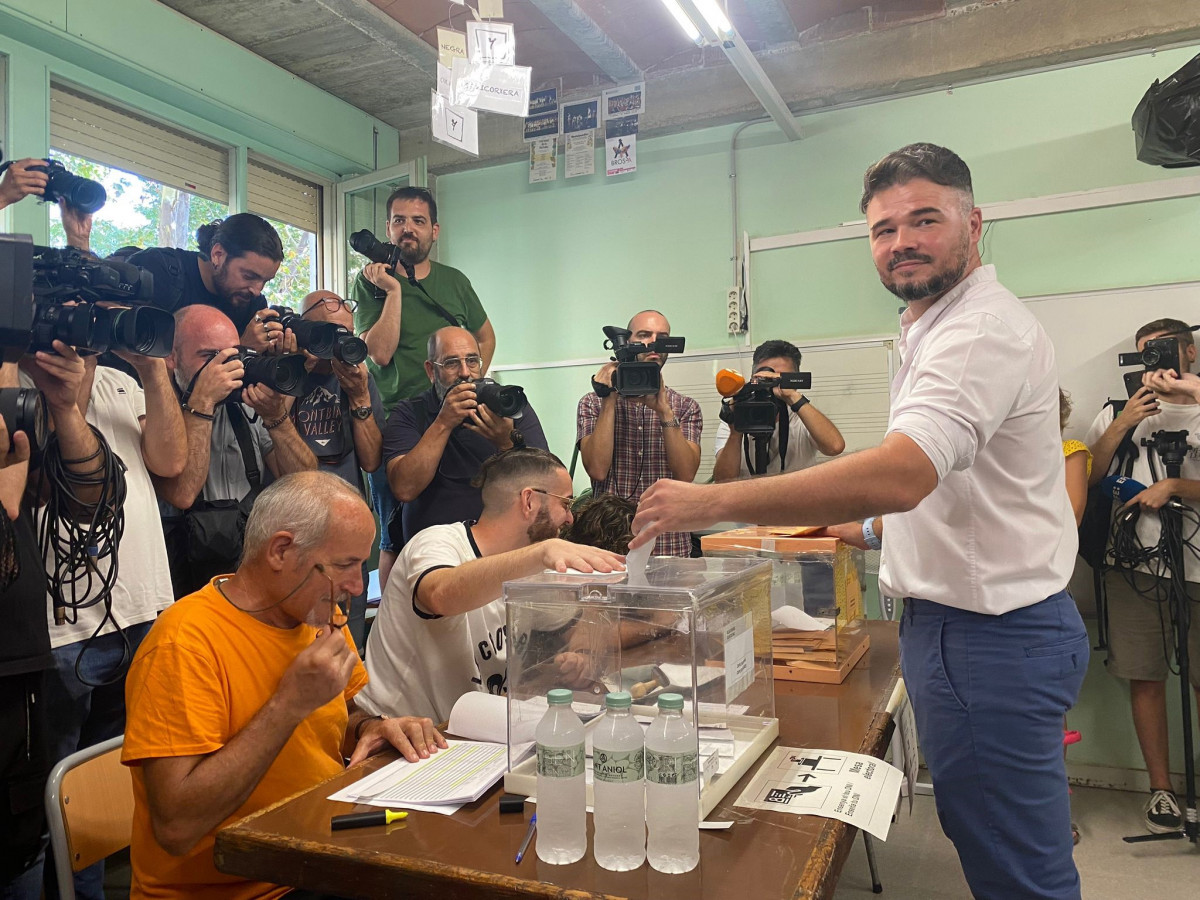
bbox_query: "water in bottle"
[592,691,646,871]
[535,688,586,864]
[645,692,700,873]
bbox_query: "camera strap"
[224,402,262,495]
[372,275,465,329]
[741,401,790,476]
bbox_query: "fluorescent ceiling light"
[659,0,703,45]
[693,0,735,41]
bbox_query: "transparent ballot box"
[700,527,870,683]
[502,557,779,818]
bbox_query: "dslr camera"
[348,229,403,270]
[723,370,812,435]
[601,325,685,397]
[1,235,172,362]
[0,157,107,213]
[267,305,367,366]
[1118,335,1185,398]
[236,348,309,399]
[472,377,527,420]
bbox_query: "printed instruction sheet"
[734,746,902,839]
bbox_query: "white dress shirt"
[878,265,1077,614]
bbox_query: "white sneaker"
[1144,789,1183,834]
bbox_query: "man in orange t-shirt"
[123,471,446,899]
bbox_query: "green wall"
[435,45,1200,781]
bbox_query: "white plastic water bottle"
[591,691,646,871]
[645,692,700,873]
[534,688,586,864]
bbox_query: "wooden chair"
[44,735,133,900]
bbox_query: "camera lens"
[98,306,175,358]
[241,351,309,398]
[0,387,48,456]
[474,378,527,418]
[333,331,368,366]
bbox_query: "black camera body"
[0,386,48,456]
[473,377,527,420]
[349,229,402,269]
[1119,336,1185,398]
[726,372,812,435]
[602,325,685,397]
[0,158,107,213]
[236,348,308,398]
[268,305,367,366]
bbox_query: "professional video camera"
[0,385,48,456]
[267,305,367,366]
[1118,334,1186,398]
[0,157,107,213]
[2,236,172,361]
[236,348,308,398]
[716,368,812,435]
[601,325,685,397]
[473,377,527,419]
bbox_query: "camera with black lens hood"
[601,325,685,397]
[236,348,308,398]
[473,377,527,420]
[0,157,107,213]
[348,229,403,270]
[0,386,48,457]
[267,305,367,366]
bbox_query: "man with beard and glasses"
[630,144,1086,900]
[357,448,624,723]
[126,214,285,353]
[382,326,548,550]
[352,187,497,589]
[123,472,444,900]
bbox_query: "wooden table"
[215,620,900,900]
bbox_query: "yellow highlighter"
[330,809,408,831]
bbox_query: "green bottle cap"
[658,692,684,710]
[605,691,633,709]
[547,688,574,705]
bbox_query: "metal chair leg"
[862,832,883,894]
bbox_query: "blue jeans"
[368,467,397,554]
[42,622,153,900]
[900,591,1088,900]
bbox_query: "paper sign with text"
[451,58,530,117]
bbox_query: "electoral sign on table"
[734,746,903,840]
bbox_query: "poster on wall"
[451,58,531,117]
[430,90,479,156]
[528,87,558,115]
[561,98,599,134]
[466,20,516,65]
[523,110,559,142]
[564,132,595,178]
[603,82,644,120]
[605,116,638,177]
[529,137,557,184]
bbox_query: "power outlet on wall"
[726,287,745,334]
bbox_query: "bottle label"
[646,749,699,786]
[593,748,645,784]
[537,742,585,778]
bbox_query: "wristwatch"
[350,405,373,420]
[790,396,810,413]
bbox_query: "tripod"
[1124,429,1198,845]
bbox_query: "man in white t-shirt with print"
[358,448,624,723]
[1084,317,1200,836]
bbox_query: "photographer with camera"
[350,187,496,588]
[125,214,285,352]
[577,310,701,558]
[383,326,547,550]
[1082,317,1200,835]
[712,340,845,482]
[158,305,316,597]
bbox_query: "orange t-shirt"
[122,580,368,900]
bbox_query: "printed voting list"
[734,746,903,839]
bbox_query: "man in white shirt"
[632,143,1086,899]
[712,339,845,480]
[357,448,624,723]
[1084,318,1200,835]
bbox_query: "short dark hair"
[562,493,636,554]
[860,143,974,214]
[753,339,801,371]
[195,213,283,263]
[472,447,566,507]
[386,186,438,224]
[1136,318,1194,347]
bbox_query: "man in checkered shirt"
[576,310,702,557]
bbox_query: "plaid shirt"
[576,386,703,557]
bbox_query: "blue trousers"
[900,591,1088,900]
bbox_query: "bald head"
[170,304,239,384]
[427,326,479,362]
[301,291,353,331]
[628,309,670,333]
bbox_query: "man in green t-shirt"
[351,186,496,586]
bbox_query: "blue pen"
[515,813,537,864]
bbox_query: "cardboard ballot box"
[501,557,779,818]
[701,527,869,684]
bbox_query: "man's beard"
[212,261,255,307]
[433,375,471,402]
[397,233,432,267]
[880,235,970,304]
[527,505,558,543]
